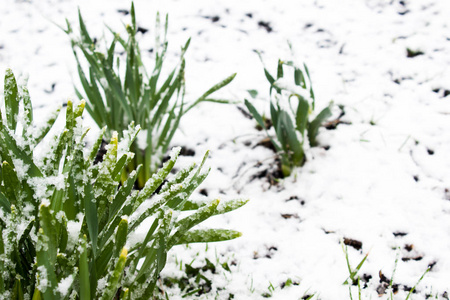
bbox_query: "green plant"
[342,245,431,300]
[387,252,430,300]
[64,2,236,188]
[0,69,246,299]
[245,54,332,177]
[342,242,369,287]
[342,242,368,300]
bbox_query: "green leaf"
[294,67,305,87]
[247,89,258,99]
[79,235,91,300]
[134,147,180,207]
[185,73,236,114]
[176,229,242,244]
[18,218,35,247]
[34,106,61,145]
[88,127,106,163]
[2,161,21,207]
[214,198,249,216]
[134,209,172,282]
[12,277,24,300]
[84,180,98,257]
[0,192,11,213]
[95,241,114,277]
[0,123,42,177]
[308,103,332,147]
[269,101,279,133]
[4,69,19,130]
[78,8,93,45]
[277,59,284,79]
[110,165,141,221]
[244,99,266,130]
[113,218,128,259]
[120,288,130,300]
[303,63,315,106]
[276,111,303,172]
[21,80,33,130]
[169,199,220,248]
[31,289,42,300]
[36,204,58,299]
[294,94,309,137]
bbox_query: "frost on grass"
[37,265,50,292]
[10,158,30,181]
[119,124,141,156]
[97,277,107,295]
[57,274,74,297]
[66,215,83,250]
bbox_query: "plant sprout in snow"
[64,2,236,188]
[0,69,246,299]
[245,55,333,177]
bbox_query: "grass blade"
[308,104,332,147]
[4,69,19,130]
[79,235,91,300]
[176,229,242,244]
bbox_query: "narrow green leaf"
[100,248,127,300]
[21,80,33,130]
[110,165,141,220]
[34,106,61,145]
[120,288,130,300]
[176,229,242,244]
[31,289,42,300]
[79,235,91,300]
[113,218,128,259]
[78,9,93,45]
[130,2,136,30]
[277,59,283,79]
[276,111,303,172]
[308,104,332,147]
[247,89,258,98]
[169,199,220,248]
[244,99,266,130]
[111,154,129,182]
[36,204,58,299]
[18,218,35,247]
[185,73,236,114]
[214,198,249,216]
[84,180,98,256]
[303,63,315,106]
[4,69,19,130]
[159,162,195,194]
[270,101,279,133]
[0,192,11,213]
[95,241,114,278]
[2,161,21,207]
[135,147,180,207]
[88,127,106,163]
[135,210,171,282]
[294,67,304,87]
[12,277,24,300]
[294,95,309,137]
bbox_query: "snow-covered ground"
[1,0,450,299]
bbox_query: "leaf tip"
[120,247,128,258]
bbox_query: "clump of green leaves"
[245,55,332,177]
[64,3,236,188]
[0,69,246,299]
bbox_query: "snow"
[1,0,450,299]
[57,274,74,297]
[36,265,49,293]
